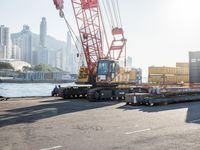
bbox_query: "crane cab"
[96,59,120,85]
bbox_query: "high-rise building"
[66,32,72,71]
[67,33,79,74]
[76,35,86,68]
[0,26,3,46]
[38,47,49,65]
[61,47,67,71]
[0,45,5,59]
[126,56,133,68]
[189,51,200,84]
[32,50,38,66]
[49,51,56,67]
[55,50,62,69]
[11,25,32,64]
[0,25,10,59]
[70,46,79,74]
[40,17,47,47]
[11,44,21,60]
[38,17,49,65]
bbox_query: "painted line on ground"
[125,128,151,135]
[189,118,200,123]
[40,146,62,150]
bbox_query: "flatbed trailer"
[125,88,200,106]
[59,84,149,101]
[59,85,92,99]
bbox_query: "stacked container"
[189,51,200,84]
[148,62,189,84]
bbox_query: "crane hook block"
[53,0,64,10]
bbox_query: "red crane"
[52,0,143,102]
[53,0,126,76]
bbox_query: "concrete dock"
[1,97,200,150]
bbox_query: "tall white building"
[32,50,38,66]
[66,32,79,74]
[11,44,21,60]
[38,17,49,65]
[55,50,62,69]
[70,46,79,74]
[49,51,56,67]
[11,25,32,64]
[0,25,10,59]
[127,56,133,68]
[62,31,72,72]
[37,47,49,65]
[40,17,47,47]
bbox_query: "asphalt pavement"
[0,97,200,150]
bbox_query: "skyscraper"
[70,46,79,74]
[11,44,21,60]
[38,17,49,65]
[0,25,9,59]
[40,17,47,47]
[63,31,72,72]
[11,25,32,64]
[55,50,62,69]
[65,31,72,72]
[37,47,49,65]
[127,56,133,68]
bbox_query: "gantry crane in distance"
[53,0,145,101]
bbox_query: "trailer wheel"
[94,91,100,100]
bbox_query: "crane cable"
[105,0,115,27]
[116,0,123,28]
[98,1,111,54]
[103,0,123,28]
[101,0,112,30]
[111,0,119,27]
[59,9,85,67]
[59,10,81,54]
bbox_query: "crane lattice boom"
[71,0,103,75]
[53,0,127,75]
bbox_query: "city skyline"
[0,19,134,75]
[0,17,80,74]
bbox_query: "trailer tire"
[95,91,100,100]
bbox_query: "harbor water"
[0,82,75,97]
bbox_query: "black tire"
[94,91,100,100]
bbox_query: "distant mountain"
[32,33,67,51]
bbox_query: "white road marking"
[125,128,151,135]
[40,146,62,150]
[189,118,200,123]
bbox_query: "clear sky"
[1,0,200,76]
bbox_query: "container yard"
[148,62,189,84]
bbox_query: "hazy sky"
[1,0,200,76]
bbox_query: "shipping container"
[189,51,200,83]
[148,63,189,84]
[176,62,189,68]
[176,67,189,75]
[149,66,177,75]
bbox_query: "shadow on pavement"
[117,101,200,124]
[0,99,117,128]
